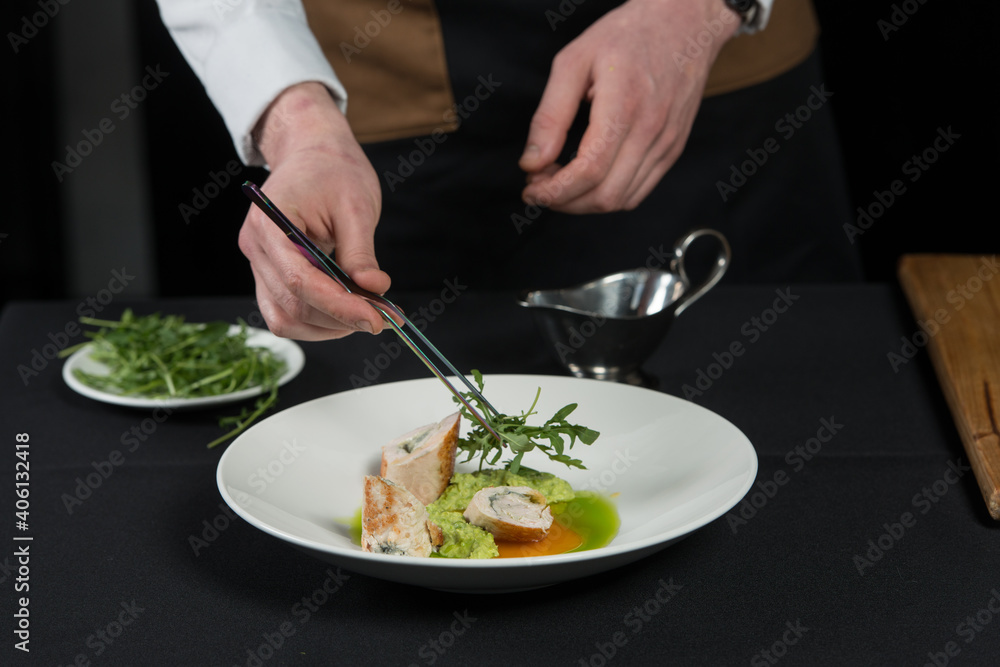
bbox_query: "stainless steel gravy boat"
[517,229,731,386]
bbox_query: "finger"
[270,239,387,334]
[622,158,671,212]
[250,264,356,342]
[525,163,560,185]
[519,52,592,174]
[619,99,700,210]
[241,213,386,337]
[522,88,635,210]
[621,126,686,211]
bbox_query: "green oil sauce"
[552,491,620,553]
[346,508,362,545]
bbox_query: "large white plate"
[217,374,757,593]
[62,326,304,409]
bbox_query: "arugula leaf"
[60,309,286,449]
[451,370,599,474]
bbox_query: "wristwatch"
[724,0,760,26]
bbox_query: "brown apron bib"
[301,0,819,144]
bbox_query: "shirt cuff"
[159,1,347,166]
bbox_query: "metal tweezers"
[242,181,502,442]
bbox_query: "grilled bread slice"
[361,475,440,557]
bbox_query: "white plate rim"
[62,325,304,409]
[216,374,758,585]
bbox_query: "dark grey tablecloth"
[1,284,997,666]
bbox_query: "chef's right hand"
[238,82,391,340]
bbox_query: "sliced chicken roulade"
[463,486,553,542]
[380,412,460,505]
[362,475,441,557]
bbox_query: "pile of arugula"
[453,370,600,474]
[60,309,286,448]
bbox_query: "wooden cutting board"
[898,254,1000,519]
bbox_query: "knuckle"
[339,196,378,233]
[257,300,293,338]
[275,290,308,326]
[589,187,625,214]
[337,246,375,271]
[550,48,574,73]
[574,157,608,185]
[658,123,681,149]
[637,111,667,139]
[272,270,314,326]
[280,263,307,298]
[237,224,256,258]
[529,109,563,135]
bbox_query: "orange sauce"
[495,520,583,558]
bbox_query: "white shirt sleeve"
[155,0,347,166]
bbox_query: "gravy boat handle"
[672,229,731,317]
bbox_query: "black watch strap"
[724,0,759,25]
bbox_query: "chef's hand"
[520,0,741,213]
[238,82,390,340]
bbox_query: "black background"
[3,0,997,305]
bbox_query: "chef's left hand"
[519,0,741,213]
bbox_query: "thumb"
[335,239,393,332]
[336,241,391,296]
[333,210,392,296]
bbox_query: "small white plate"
[217,374,757,592]
[62,326,304,410]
